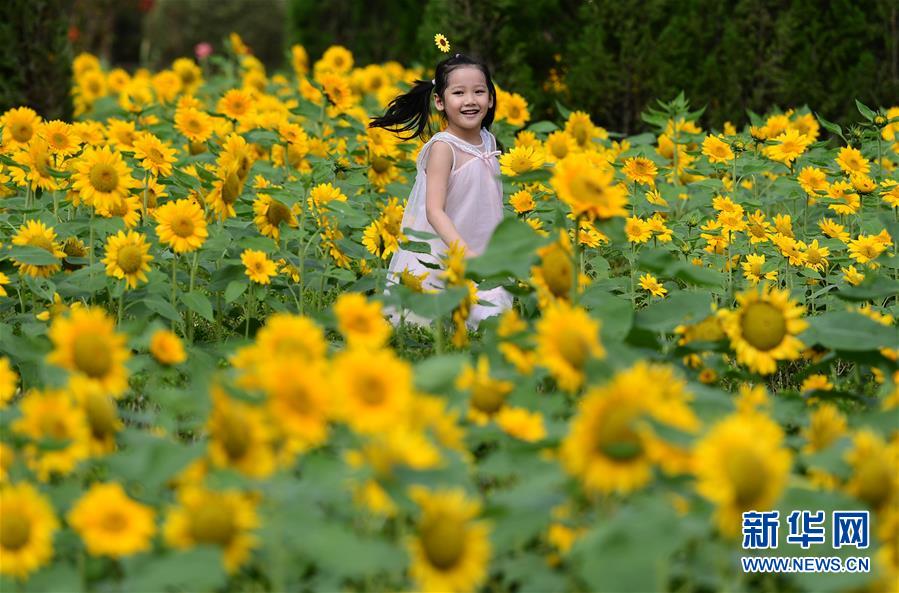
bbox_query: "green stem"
[171,254,178,332]
[245,283,255,338]
[117,282,124,325]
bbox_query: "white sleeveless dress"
[385,128,513,328]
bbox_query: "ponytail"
[369,53,497,141]
[368,79,435,140]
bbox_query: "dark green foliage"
[287,0,422,64]
[290,0,897,133]
[0,0,73,120]
[144,0,287,71]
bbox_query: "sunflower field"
[0,34,897,593]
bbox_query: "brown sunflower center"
[470,383,506,415]
[854,457,893,509]
[421,514,466,570]
[38,413,69,440]
[570,175,606,205]
[89,162,119,193]
[541,248,572,298]
[102,511,128,532]
[0,513,31,551]
[222,172,241,204]
[148,148,164,162]
[596,408,644,461]
[12,123,33,143]
[557,330,588,370]
[51,132,68,146]
[85,392,119,439]
[171,215,196,238]
[72,333,113,379]
[116,245,144,274]
[219,413,250,461]
[550,140,569,160]
[725,448,767,507]
[740,302,787,351]
[357,373,387,406]
[370,156,391,174]
[189,499,236,545]
[283,386,313,415]
[265,200,291,227]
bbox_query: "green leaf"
[180,290,214,322]
[468,217,543,279]
[143,297,182,322]
[224,280,248,303]
[579,288,634,341]
[635,291,713,332]
[526,120,558,134]
[835,274,899,301]
[815,113,846,142]
[404,285,468,319]
[555,100,572,120]
[802,312,898,351]
[414,353,466,392]
[8,245,60,265]
[124,548,226,593]
[855,99,875,122]
[570,496,697,593]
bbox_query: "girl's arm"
[424,141,470,253]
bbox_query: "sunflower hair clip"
[434,33,451,53]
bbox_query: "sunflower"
[333,292,392,349]
[257,358,331,451]
[9,138,58,192]
[434,33,451,53]
[742,253,777,285]
[67,482,155,558]
[155,198,208,253]
[331,347,413,434]
[844,430,897,511]
[500,92,530,127]
[307,182,348,212]
[499,145,545,176]
[508,189,536,214]
[240,249,277,284]
[0,482,59,580]
[47,307,131,397]
[407,487,490,593]
[231,313,327,388]
[530,230,575,305]
[174,107,213,143]
[12,389,91,480]
[149,329,186,365]
[164,484,259,574]
[702,134,734,163]
[38,120,80,156]
[0,272,8,298]
[216,88,256,121]
[764,129,811,165]
[1,106,41,147]
[131,132,177,177]
[252,194,297,240]
[0,357,18,407]
[564,111,601,149]
[206,386,277,479]
[639,273,667,298]
[72,146,139,212]
[318,45,354,75]
[495,407,546,442]
[835,146,870,175]
[796,166,829,196]
[318,72,355,110]
[11,220,65,278]
[622,156,658,186]
[624,216,653,243]
[718,286,807,376]
[78,388,122,455]
[693,411,792,536]
[544,130,578,162]
[848,233,888,265]
[551,153,627,220]
[535,301,604,392]
[101,230,153,289]
[456,355,514,420]
[801,403,847,454]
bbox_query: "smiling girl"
[369,53,512,328]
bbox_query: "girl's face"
[434,66,493,136]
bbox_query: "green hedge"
[288,0,898,132]
[0,0,73,120]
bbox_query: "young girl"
[369,53,513,328]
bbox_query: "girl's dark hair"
[369,53,497,140]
